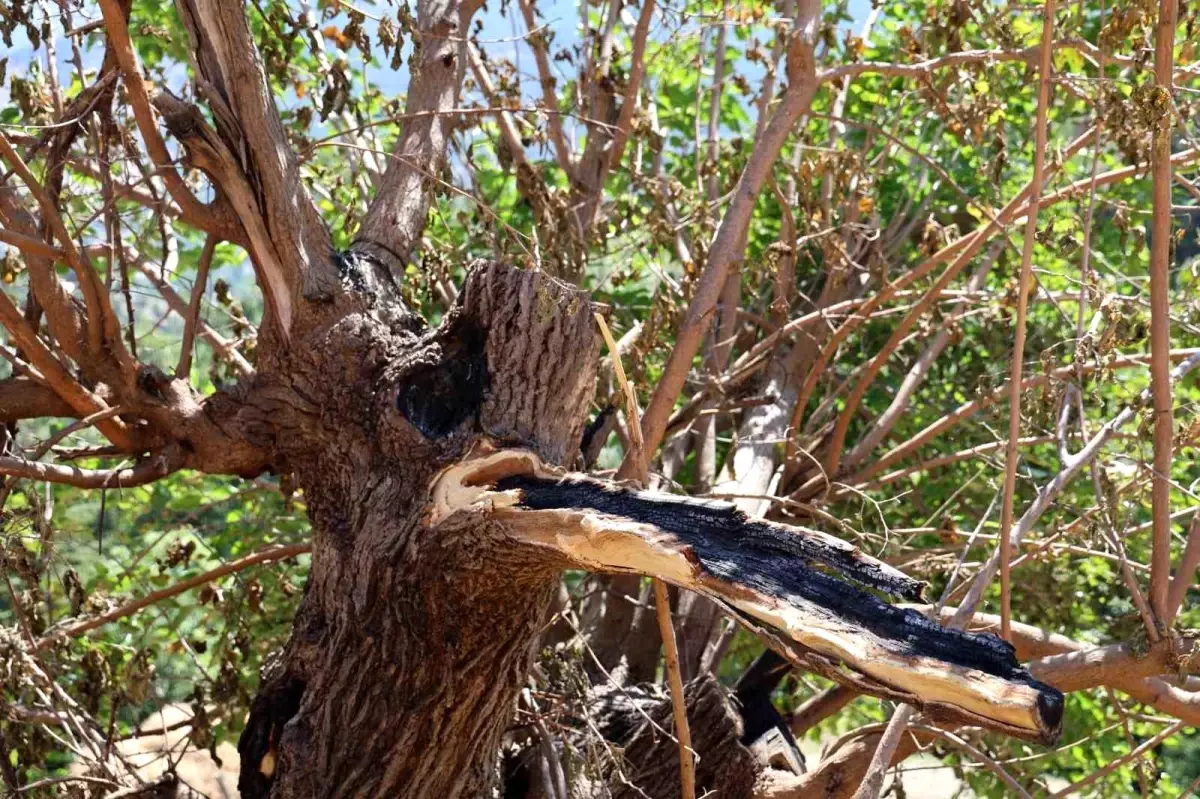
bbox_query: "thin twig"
[33,544,310,652]
[176,236,216,379]
[1047,721,1185,798]
[654,578,696,799]
[595,312,694,799]
[1000,0,1057,642]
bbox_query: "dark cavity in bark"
[395,318,489,438]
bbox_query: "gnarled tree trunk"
[236,263,597,797]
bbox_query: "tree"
[2,0,1200,797]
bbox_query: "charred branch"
[430,449,1065,743]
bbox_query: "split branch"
[431,448,1064,742]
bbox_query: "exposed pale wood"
[430,448,1064,743]
[152,92,300,340]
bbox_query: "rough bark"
[237,263,598,798]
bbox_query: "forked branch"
[430,448,1065,743]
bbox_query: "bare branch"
[176,236,216,379]
[654,578,696,799]
[818,38,1125,83]
[574,0,658,230]
[96,0,241,241]
[1046,721,1186,798]
[629,0,824,475]
[0,377,77,423]
[0,452,179,489]
[0,291,133,449]
[1000,0,1057,643]
[950,352,1200,632]
[34,543,309,652]
[1168,514,1200,623]
[848,348,1200,488]
[168,0,338,331]
[354,0,483,274]
[0,133,127,367]
[516,0,576,180]
[0,187,90,367]
[131,251,254,377]
[1148,0,1179,626]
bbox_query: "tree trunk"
[230,259,1063,797]
[238,261,600,797]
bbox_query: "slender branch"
[467,46,533,172]
[1167,513,1200,624]
[851,704,915,799]
[0,291,133,449]
[597,312,693,793]
[131,251,254,377]
[33,543,310,652]
[654,578,696,799]
[517,0,575,180]
[787,128,1096,486]
[1148,0,1179,626]
[95,0,235,240]
[627,0,823,476]
[0,452,178,489]
[817,122,1079,493]
[577,0,657,230]
[847,349,1200,488]
[0,133,124,364]
[907,723,1034,799]
[844,242,1004,468]
[818,38,1125,84]
[1000,0,1056,643]
[952,352,1200,634]
[1046,721,1185,798]
[176,236,216,379]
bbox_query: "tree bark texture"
[237,262,599,797]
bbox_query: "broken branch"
[431,448,1065,743]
